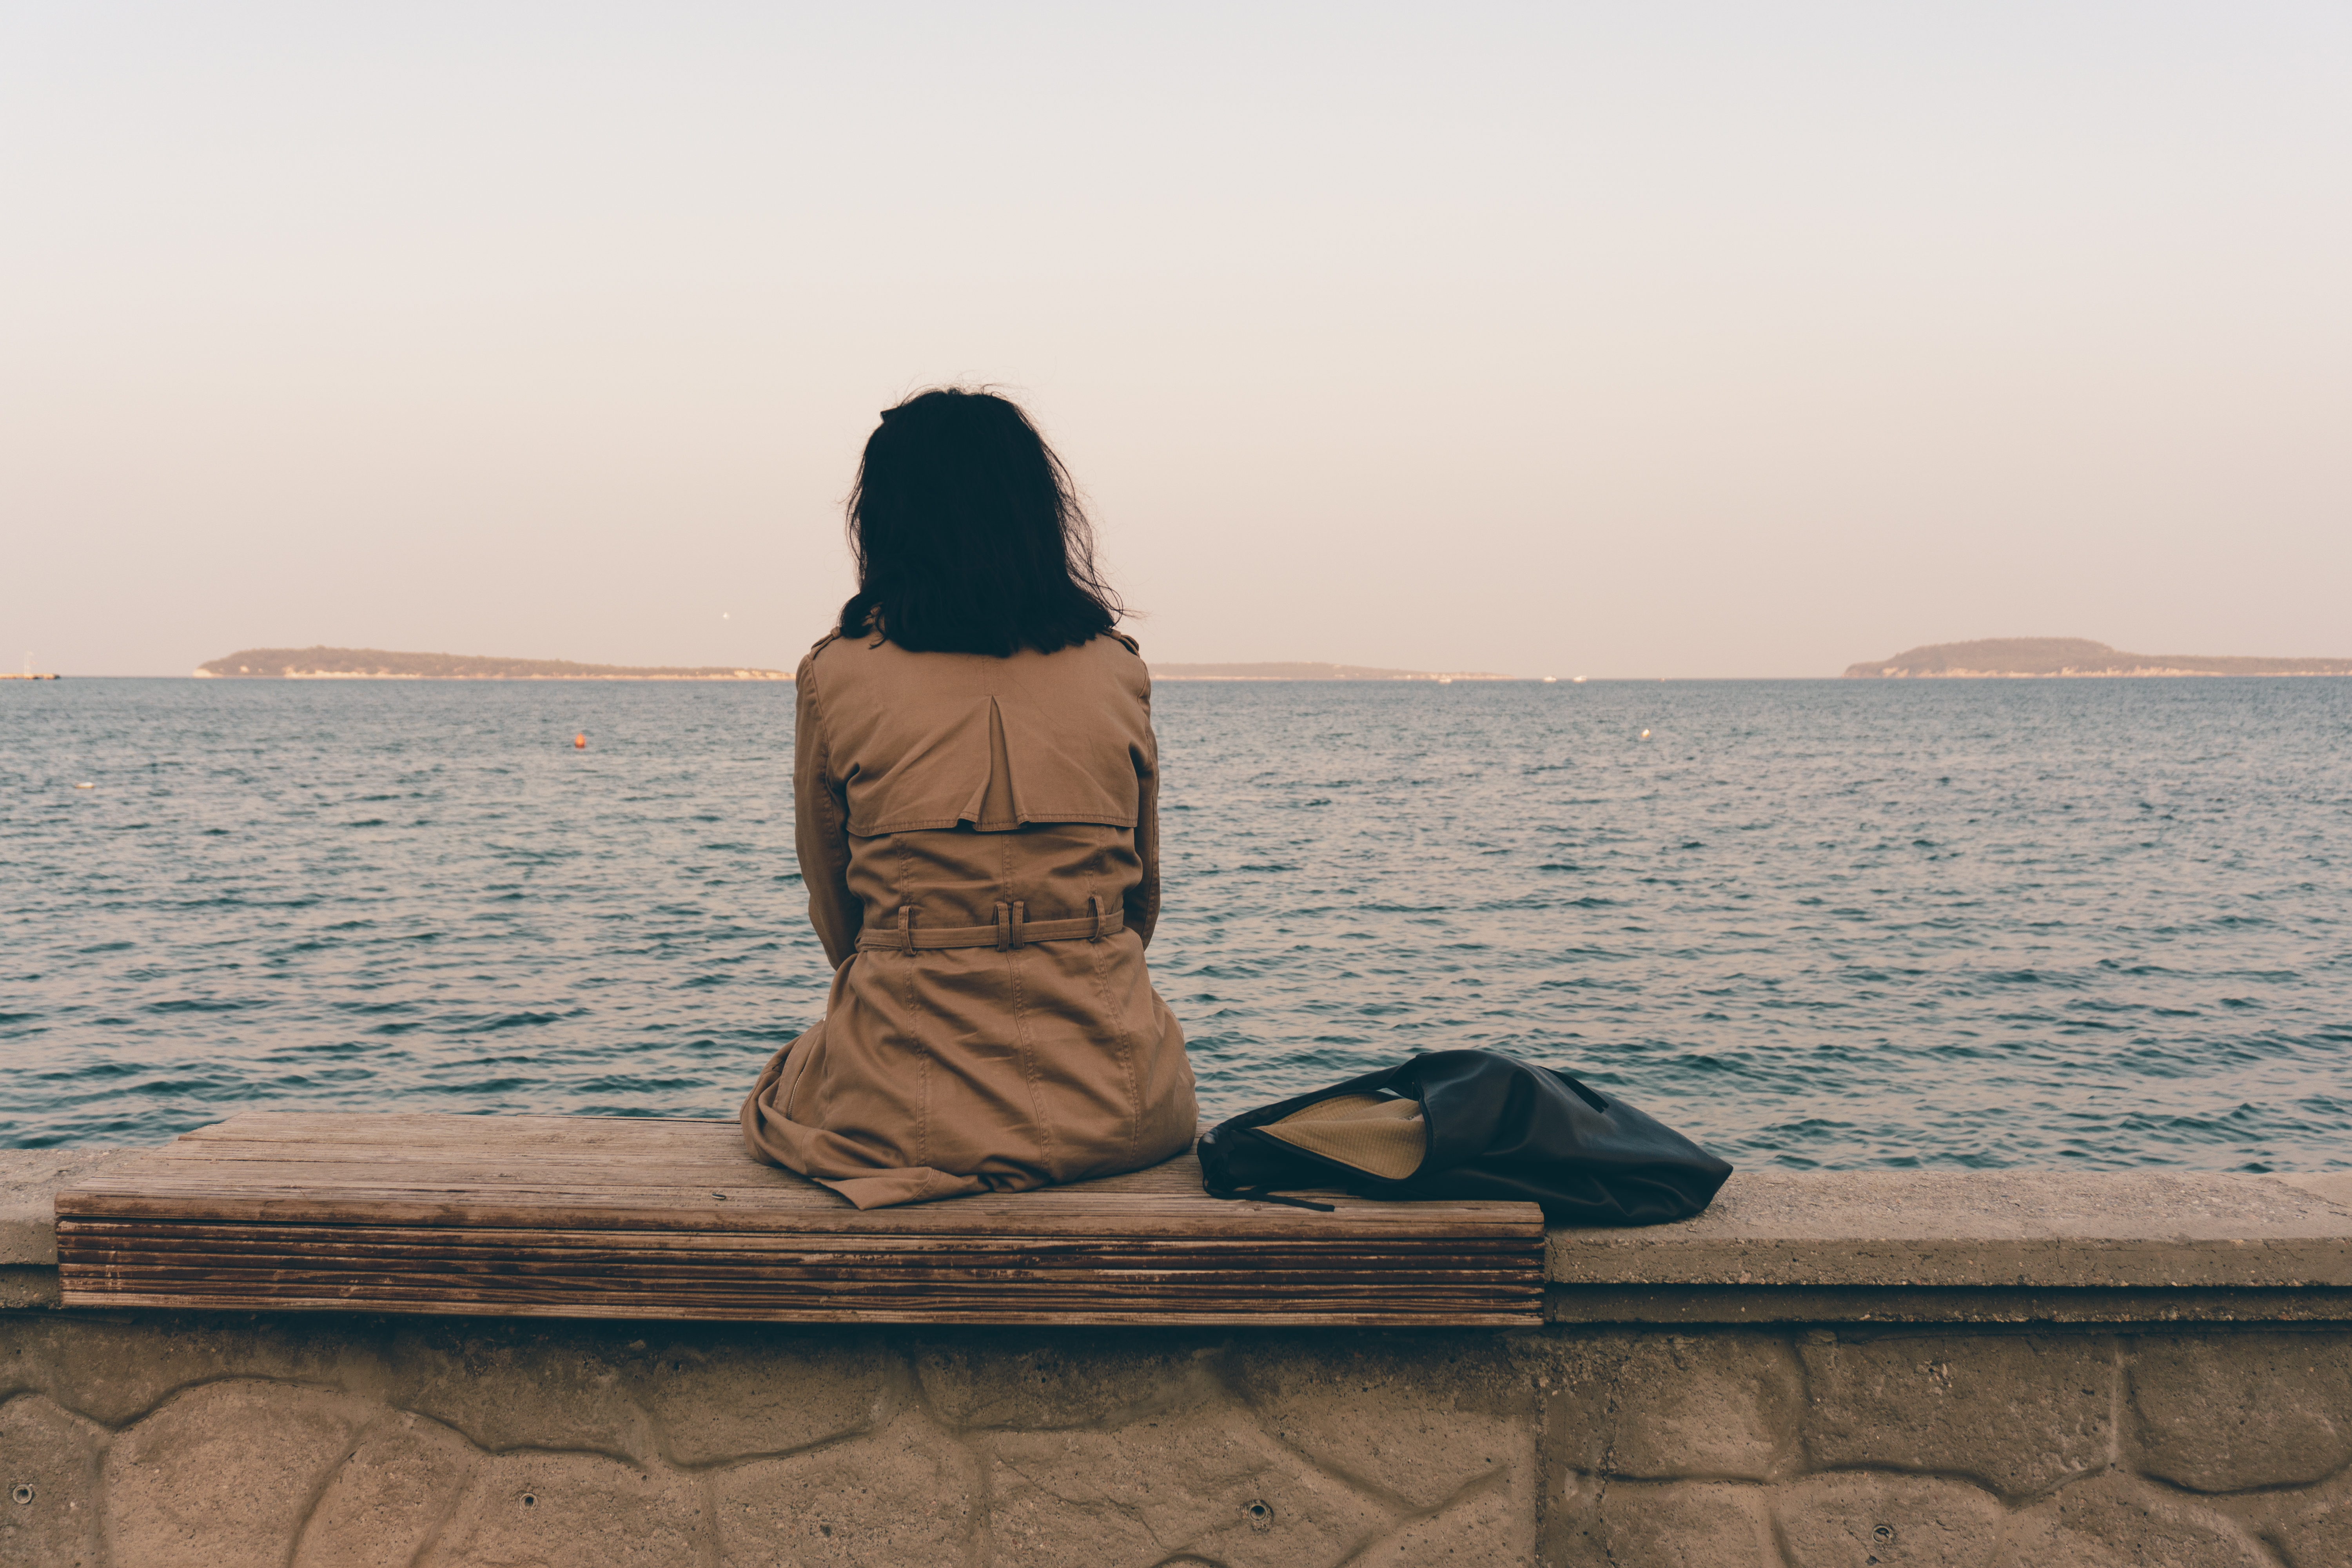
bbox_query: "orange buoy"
[574,733,586,749]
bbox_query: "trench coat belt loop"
[897,904,913,955]
[1087,893,1103,942]
[994,900,1029,950]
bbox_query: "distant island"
[1845,638,2352,679]
[1149,661,1515,682]
[194,647,791,681]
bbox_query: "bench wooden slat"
[171,1112,744,1146]
[59,1190,1532,1238]
[58,1235,1532,1269]
[61,1295,1539,1328]
[68,1264,1534,1295]
[56,1111,1545,1325]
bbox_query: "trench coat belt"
[855,894,1123,954]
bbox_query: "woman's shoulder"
[1063,628,1142,665]
[797,628,844,684]
[1038,630,1148,698]
[801,619,893,666]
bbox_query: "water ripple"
[2,676,2349,1168]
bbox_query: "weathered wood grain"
[55,1111,1545,1325]
[53,1293,1537,1327]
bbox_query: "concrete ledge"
[16,1154,2352,1310]
[1546,1283,2352,1324]
[0,1150,132,1265]
[1548,1171,2352,1289]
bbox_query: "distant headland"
[194,647,791,681]
[1845,638,2352,679]
[1148,661,1515,682]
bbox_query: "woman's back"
[809,627,1158,842]
[742,625,1198,1207]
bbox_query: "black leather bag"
[1196,1049,1731,1225]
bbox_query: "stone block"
[914,1331,1223,1432]
[0,1312,389,1426]
[1542,1330,1800,1481]
[1774,1472,2005,1568]
[27,1317,256,1425]
[1227,1336,1536,1508]
[103,1379,383,1568]
[712,1412,978,1566]
[2129,1330,2352,1492]
[0,1394,104,1568]
[382,1322,656,1460]
[425,1450,709,1567]
[1801,1331,2114,1496]
[626,1328,893,1466]
[1347,1476,1535,1568]
[292,1413,479,1568]
[1541,1477,1777,1568]
[983,1397,1396,1568]
[2257,1470,2352,1568]
[1992,1473,2270,1567]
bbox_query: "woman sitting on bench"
[740,389,1199,1207]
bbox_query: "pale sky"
[5,3,2347,679]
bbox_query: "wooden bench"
[54,1112,1544,1326]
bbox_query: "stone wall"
[9,1157,2352,1564]
[5,1310,2351,1566]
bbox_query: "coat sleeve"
[794,654,860,968]
[1126,701,1162,949]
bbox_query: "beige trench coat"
[740,627,1198,1207]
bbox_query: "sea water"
[3,676,2348,1168]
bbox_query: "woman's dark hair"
[838,388,1123,657]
